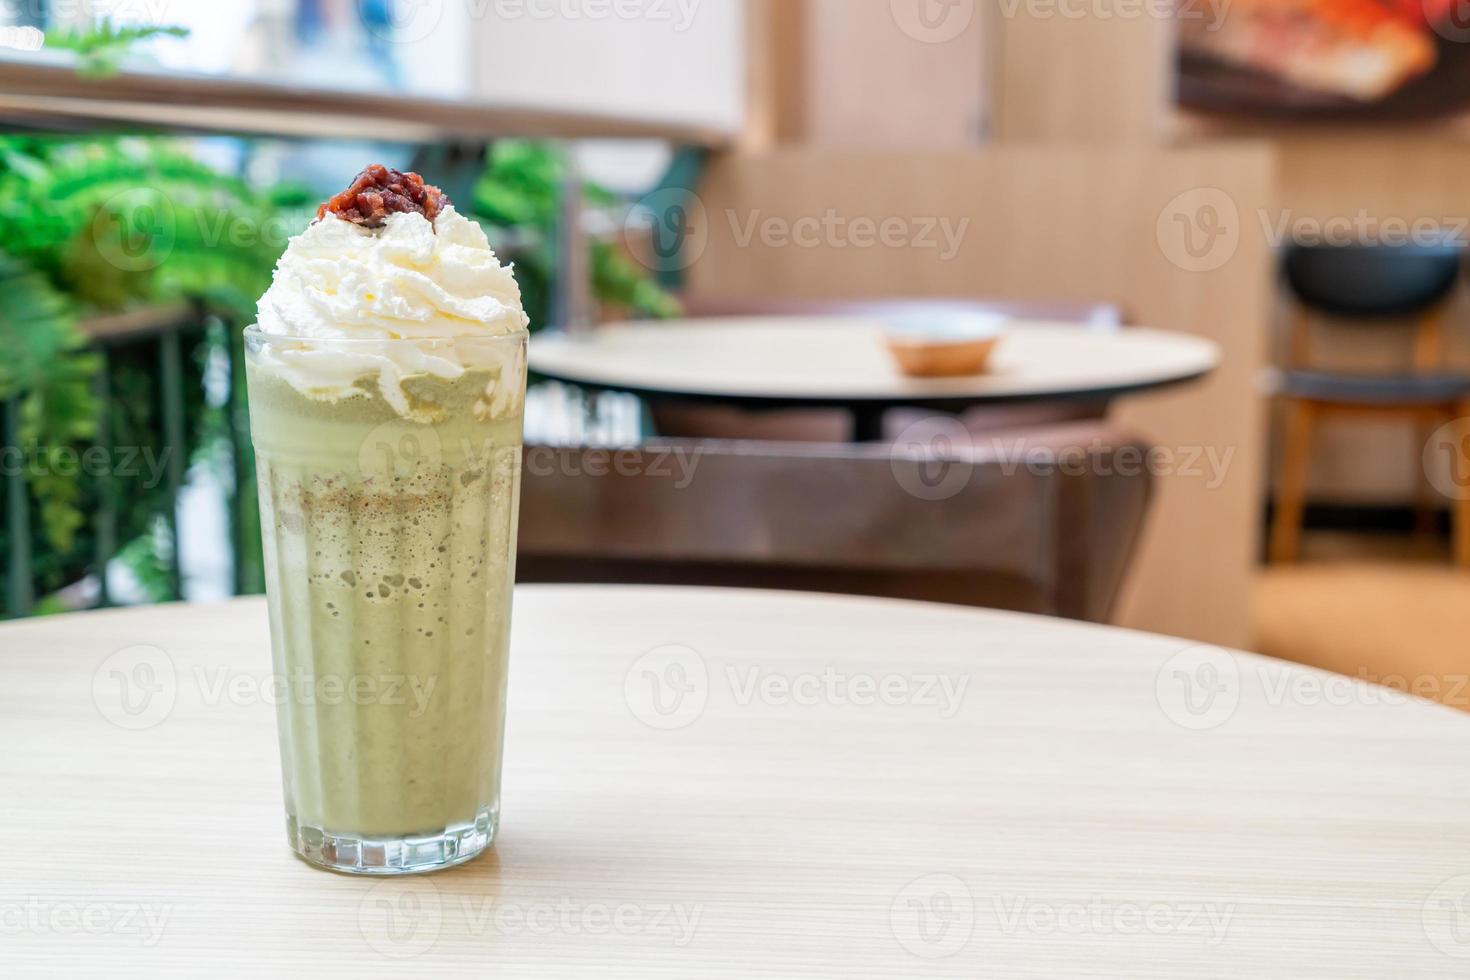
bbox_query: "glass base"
[287,807,497,876]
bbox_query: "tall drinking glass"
[243,327,527,875]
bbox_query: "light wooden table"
[529,318,1220,440]
[3,586,1469,977]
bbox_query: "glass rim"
[243,324,528,347]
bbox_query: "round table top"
[4,586,1469,977]
[528,317,1221,407]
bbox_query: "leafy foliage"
[0,133,287,614]
[0,137,296,317]
[43,19,189,77]
[472,141,681,326]
[0,255,98,560]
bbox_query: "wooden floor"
[1253,532,1470,712]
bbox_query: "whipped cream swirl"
[254,205,529,420]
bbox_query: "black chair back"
[1283,242,1461,320]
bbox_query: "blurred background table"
[3,586,1468,976]
[529,317,1220,441]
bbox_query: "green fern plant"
[0,133,289,614]
[43,19,188,77]
[0,255,98,560]
[472,140,682,325]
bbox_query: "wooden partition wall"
[985,3,1173,142]
[686,145,1276,647]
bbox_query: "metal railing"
[3,304,255,618]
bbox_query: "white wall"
[469,0,745,133]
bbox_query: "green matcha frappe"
[244,166,529,875]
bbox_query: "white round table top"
[528,317,1221,405]
[3,586,1469,977]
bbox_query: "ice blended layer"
[246,165,528,856]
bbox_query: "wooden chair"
[517,422,1153,623]
[1269,242,1470,567]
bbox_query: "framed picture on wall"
[1177,1,1470,121]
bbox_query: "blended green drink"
[244,166,529,875]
